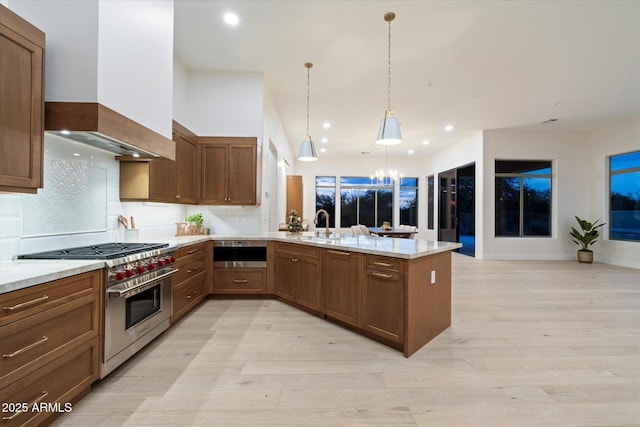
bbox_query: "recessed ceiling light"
[321,138,328,143]
[320,148,326,153]
[223,13,239,26]
[444,124,454,132]
[422,140,430,145]
[73,153,80,157]
[322,122,331,129]
[408,149,415,155]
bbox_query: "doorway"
[438,163,475,257]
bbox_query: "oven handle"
[106,269,179,298]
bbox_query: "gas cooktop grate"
[18,243,169,260]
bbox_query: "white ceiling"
[174,0,640,161]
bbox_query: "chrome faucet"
[314,209,331,237]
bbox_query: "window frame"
[340,176,394,227]
[609,150,640,242]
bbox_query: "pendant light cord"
[305,62,312,139]
[387,16,392,112]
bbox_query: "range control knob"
[156,259,164,267]
[135,265,145,275]
[114,271,125,281]
[124,269,133,278]
[147,263,155,271]
[169,256,176,263]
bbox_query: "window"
[399,178,418,226]
[340,177,393,227]
[610,151,640,241]
[427,175,434,230]
[495,160,552,237]
[315,176,336,227]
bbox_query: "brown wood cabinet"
[362,255,405,345]
[274,243,322,312]
[171,242,211,324]
[199,137,258,205]
[119,121,197,203]
[0,270,101,426]
[213,269,266,294]
[322,248,362,328]
[0,5,45,194]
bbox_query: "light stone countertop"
[1,233,461,295]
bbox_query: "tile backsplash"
[0,135,262,262]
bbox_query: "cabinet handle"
[3,295,49,311]
[186,295,191,299]
[187,249,198,254]
[176,194,181,199]
[233,279,249,283]
[291,258,298,263]
[328,250,351,256]
[2,391,48,421]
[372,272,393,279]
[3,336,48,359]
[187,267,198,273]
[373,261,393,267]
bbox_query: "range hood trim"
[45,102,175,160]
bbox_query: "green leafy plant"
[287,209,302,233]
[570,216,605,251]
[185,213,204,226]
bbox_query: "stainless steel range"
[18,242,178,378]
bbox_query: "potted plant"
[287,209,303,233]
[185,213,204,235]
[569,216,605,263]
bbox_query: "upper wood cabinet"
[199,137,259,206]
[0,5,45,194]
[119,121,197,203]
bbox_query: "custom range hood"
[45,102,175,160]
[10,0,176,160]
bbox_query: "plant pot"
[577,250,593,263]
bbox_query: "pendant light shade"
[376,12,403,146]
[297,138,317,161]
[376,112,403,145]
[297,62,318,161]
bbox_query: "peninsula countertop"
[1,233,461,294]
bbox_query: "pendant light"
[297,62,318,161]
[376,12,402,145]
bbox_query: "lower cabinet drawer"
[172,274,206,323]
[0,337,99,427]
[1,294,99,390]
[213,268,266,294]
[174,255,206,284]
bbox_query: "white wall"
[172,58,190,127]
[482,128,588,260]
[584,115,640,268]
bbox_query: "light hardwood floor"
[53,254,639,426]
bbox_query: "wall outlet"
[430,270,436,284]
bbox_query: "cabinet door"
[274,250,297,302]
[200,143,228,204]
[175,132,197,203]
[296,253,321,311]
[363,269,404,344]
[0,6,44,193]
[228,144,256,205]
[323,249,362,328]
[149,157,176,202]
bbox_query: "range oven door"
[102,269,176,378]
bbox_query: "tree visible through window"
[340,177,392,227]
[315,176,336,227]
[399,178,418,226]
[495,160,552,237]
[610,151,640,241]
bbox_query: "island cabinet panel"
[405,250,452,357]
[362,256,406,345]
[0,270,101,426]
[172,242,211,324]
[0,5,45,194]
[322,249,362,328]
[274,243,321,312]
